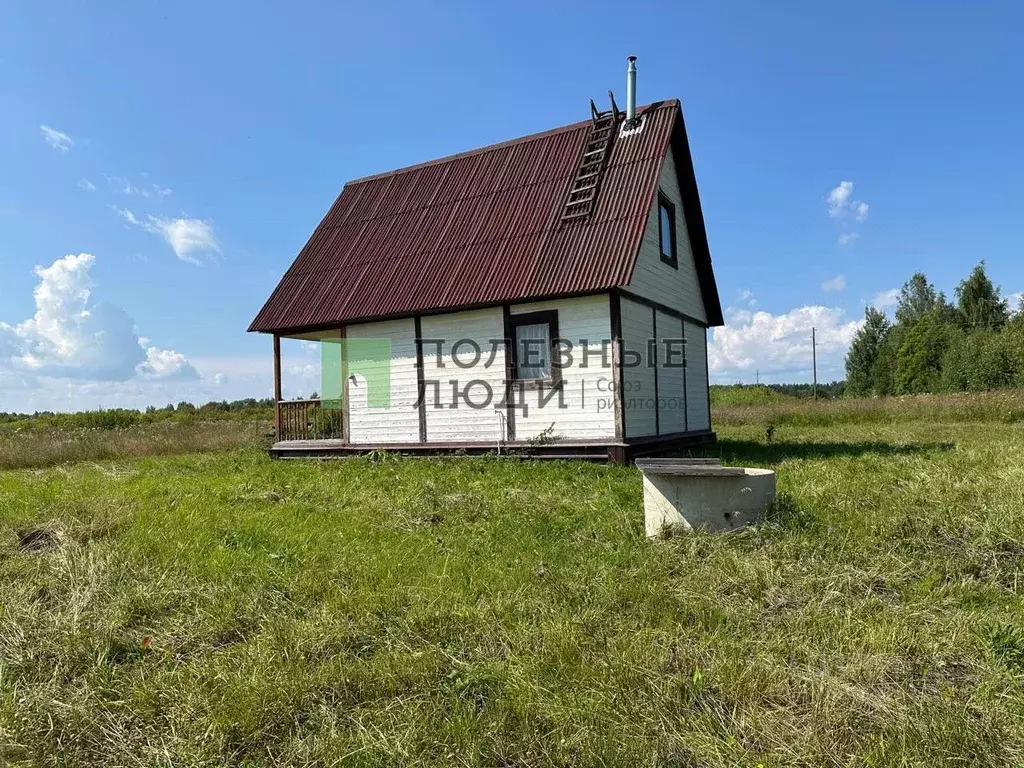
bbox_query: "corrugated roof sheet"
[249,99,723,333]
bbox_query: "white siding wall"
[340,295,698,445]
[656,310,687,434]
[511,295,616,441]
[628,146,707,323]
[421,307,507,443]
[684,320,711,431]
[345,318,420,444]
[621,297,657,438]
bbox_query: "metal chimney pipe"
[626,56,637,122]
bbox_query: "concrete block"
[637,461,776,536]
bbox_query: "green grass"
[0,420,267,471]
[716,388,1024,427]
[2,407,1024,765]
[710,383,789,407]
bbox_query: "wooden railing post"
[273,334,282,439]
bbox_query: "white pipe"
[626,56,637,122]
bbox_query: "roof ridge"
[346,99,680,186]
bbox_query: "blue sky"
[2,1,1022,411]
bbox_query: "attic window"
[510,310,560,385]
[658,194,678,269]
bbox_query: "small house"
[249,59,723,463]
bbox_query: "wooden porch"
[270,418,715,464]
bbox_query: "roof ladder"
[560,92,622,226]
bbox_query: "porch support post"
[273,333,282,439]
[339,325,350,443]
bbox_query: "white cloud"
[708,304,861,383]
[115,208,220,264]
[78,178,97,192]
[821,274,847,293]
[1,346,320,414]
[137,346,199,381]
[147,217,219,264]
[40,124,74,152]
[827,180,869,244]
[1008,292,1023,314]
[0,253,196,384]
[871,288,900,308]
[827,181,853,218]
[735,288,757,308]
[108,175,172,200]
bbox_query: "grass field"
[2,399,1024,766]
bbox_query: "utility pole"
[811,327,818,400]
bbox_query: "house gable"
[627,144,708,323]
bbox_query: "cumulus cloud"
[871,288,900,308]
[708,304,861,383]
[827,180,869,245]
[821,274,847,293]
[0,253,197,383]
[137,346,200,381]
[827,182,853,218]
[40,124,74,152]
[115,208,220,264]
[78,178,97,192]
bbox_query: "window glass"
[515,323,551,380]
[659,203,675,261]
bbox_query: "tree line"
[0,398,276,430]
[845,262,1024,396]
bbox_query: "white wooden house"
[250,64,723,463]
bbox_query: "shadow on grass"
[714,439,955,464]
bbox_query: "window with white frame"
[509,310,560,384]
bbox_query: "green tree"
[895,311,952,394]
[896,273,941,326]
[939,329,970,392]
[955,261,1009,332]
[845,306,890,396]
[871,323,906,396]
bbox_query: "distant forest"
[845,261,1024,396]
[0,399,276,430]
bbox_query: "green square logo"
[320,338,391,409]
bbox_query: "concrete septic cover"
[635,458,776,536]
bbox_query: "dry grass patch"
[0,420,266,471]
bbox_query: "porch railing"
[275,399,344,442]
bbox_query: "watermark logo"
[314,335,687,415]
[320,338,392,409]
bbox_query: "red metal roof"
[249,99,723,334]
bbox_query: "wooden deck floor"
[269,432,715,464]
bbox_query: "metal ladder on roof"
[559,93,622,226]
